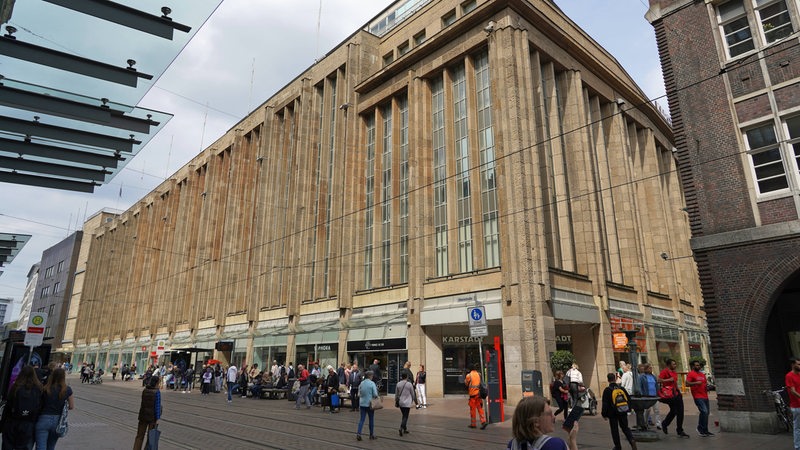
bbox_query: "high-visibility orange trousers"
[469,395,486,426]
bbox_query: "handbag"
[370,396,383,410]
[658,384,677,400]
[146,424,160,450]
[55,401,68,438]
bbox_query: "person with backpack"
[2,365,43,450]
[465,363,487,430]
[507,396,578,450]
[133,375,161,450]
[35,368,74,450]
[601,372,637,450]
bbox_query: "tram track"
[73,381,501,449]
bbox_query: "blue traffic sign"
[470,308,483,321]
[468,306,486,326]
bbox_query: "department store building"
[70,0,707,401]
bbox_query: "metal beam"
[0,115,140,152]
[0,138,121,168]
[0,155,109,181]
[0,84,156,133]
[44,0,191,39]
[0,171,96,192]
[0,37,153,87]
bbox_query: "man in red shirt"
[685,360,713,437]
[658,358,689,438]
[785,356,800,450]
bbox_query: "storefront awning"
[294,330,339,346]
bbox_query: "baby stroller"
[569,383,597,415]
[89,369,104,384]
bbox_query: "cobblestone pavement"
[57,375,792,449]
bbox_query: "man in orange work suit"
[465,363,487,429]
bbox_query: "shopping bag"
[330,393,340,408]
[369,396,383,410]
[146,425,160,450]
[55,401,68,438]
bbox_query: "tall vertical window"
[787,116,800,176]
[364,115,376,289]
[53,282,61,294]
[475,52,500,267]
[57,261,64,273]
[746,123,787,194]
[719,0,755,57]
[452,65,473,272]
[432,78,448,276]
[324,77,337,293]
[757,0,793,43]
[311,86,324,297]
[381,104,393,286]
[399,96,410,283]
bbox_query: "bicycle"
[763,387,793,431]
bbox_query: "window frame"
[716,0,797,60]
[743,116,800,198]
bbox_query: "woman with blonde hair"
[507,396,578,450]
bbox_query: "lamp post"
[624,328,660,441]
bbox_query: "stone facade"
[72,0,704,402]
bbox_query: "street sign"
[470,325,488,337]
[468,306,486,327]
[24,311,48,347]
[156,339,166,356]
[468,306,488,337]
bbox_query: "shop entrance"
[349,351,407,395]
[766,273,800,388]
[443,344,481,395]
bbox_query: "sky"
[0,0,665,321]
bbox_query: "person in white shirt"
[620,363,634,393]
[566,363,584,408]
[226,364,238,403]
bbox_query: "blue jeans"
[694,398,709,434]
[357,406,374,436]
[227,382,239,401]
[34,414,60,450]
[308,386,317,405]
[792,407,800,449]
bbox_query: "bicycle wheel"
[777,404,792,432]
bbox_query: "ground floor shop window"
[253,346,286,369]
[656,341,682,370]
[296,343,338,372]
[443,343,482,395]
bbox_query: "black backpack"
[11,387,42,421]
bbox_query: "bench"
[260,387,289,399]
[320,392,352,411]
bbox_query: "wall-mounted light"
[484,21,495,34]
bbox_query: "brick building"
[647,0,800,433]
[71,0,705,401]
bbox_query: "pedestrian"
[111,363,118,381]
[325,366,340,413]
[35,368,74,450]
[237,366,249,398]
[620,363,633,394]
[2,365,43,450]
[400,361,414,386]
[369,359,382,392]
[637,363,661,430]
[415,364,427,409]
[226,363,238,403]
[295,364,311,409]
[201,367,213,395]
[183,366,194,393]
[658,358,689,438]
[506,396,578,450]
[349,362,362,412]
[550,370,570,422]
[337,362,347,387]
[601,372,637,450]
[356,370,379,441]
[396,371,416,436]
[686,360,713,437]
[785,356,800,450]
[465,363,487,429]
[214,364,222,393]
[133,375,161,450]
[565,363,583,409]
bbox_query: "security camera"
[660,252,669,261]
[484,21,495,33]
